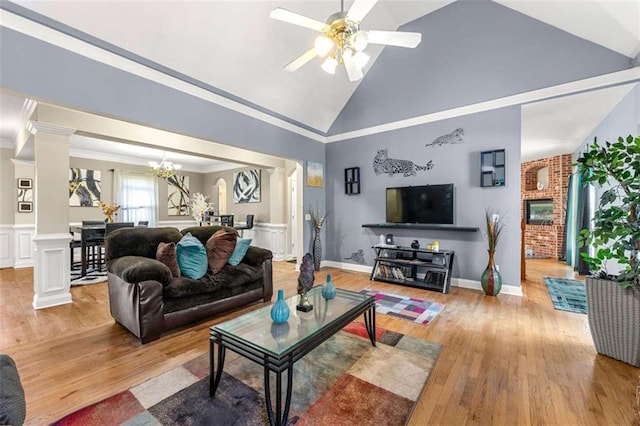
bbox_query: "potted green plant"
[576,134,640,367]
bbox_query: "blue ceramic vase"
[322,274,336,300]
[270,289,290,323]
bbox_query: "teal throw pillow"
[176,232,208,279]
[228,238,252,266]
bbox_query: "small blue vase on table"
[270,289,290,324]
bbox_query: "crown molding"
[28,121,76,136]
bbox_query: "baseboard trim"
[323,261,523,297]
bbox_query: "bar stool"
[235,214,254,237]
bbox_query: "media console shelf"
[362,223,479,232]
[371,246,455,293]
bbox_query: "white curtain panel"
[114,170,158,226]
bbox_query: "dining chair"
[70,220,105,272]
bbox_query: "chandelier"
[148,155,182,179]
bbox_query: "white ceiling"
[1,0,639,163]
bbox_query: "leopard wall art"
[372,149,434,177]
[425,128,466,148]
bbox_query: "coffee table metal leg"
[210,337,226,398]
[364,305,376,346]
[264,362,294,426]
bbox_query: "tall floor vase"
[481,251,502,296]
[312,229,322,271]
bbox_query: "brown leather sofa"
[105,225,273,343]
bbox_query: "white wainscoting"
[0,225,14,268]
[0,224,36,269]
[242,223,287,261]
[14,224,35,268]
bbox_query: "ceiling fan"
[270,0,422,82]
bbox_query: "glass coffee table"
[209,287,375,426]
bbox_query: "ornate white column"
[30,121,75,309]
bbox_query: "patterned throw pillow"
[176,233,208,279]
[156,242,181,278]
[205,229,237,274]
[228,238,252,266]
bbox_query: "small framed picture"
[18,202,33,213]
[17,178,32,189]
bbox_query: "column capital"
[28,120,76,136]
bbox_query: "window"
[114,170,157,225]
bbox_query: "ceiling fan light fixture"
[353,50,369,69]
[314,35,334,57]
[351,31,368,51]
[321,56,338,74]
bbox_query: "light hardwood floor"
[1,259,638,425]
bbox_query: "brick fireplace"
[521,154,572,260]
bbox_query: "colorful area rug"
[543,277,587,314]
[52,323,441,425]
[359,289,445,325]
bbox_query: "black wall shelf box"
[480,149,506,187]
[345,167,360,195]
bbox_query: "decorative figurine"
[297,252,315,312]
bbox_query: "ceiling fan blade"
[284,48,318,72]
[343,53,364,82]
[365,30,422,48]
[347,0,378,22]
[270,8,328,32]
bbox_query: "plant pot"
[586,277,640,367]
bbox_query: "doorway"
[286,162,303,263]
[213,178,227,214]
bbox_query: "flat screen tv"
[386,184,454,224]
[525,199,554,225]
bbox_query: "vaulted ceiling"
[1,0,639,164]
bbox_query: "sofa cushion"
[156,242,181,278]
[228,238,252,266]
[206,230,237,274]
[0,355,26,426]
[176,233,208,279]
[164,274,223,298]
[109,256,173,287]
[218,263,264,289]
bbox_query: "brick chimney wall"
[521,154,572,259]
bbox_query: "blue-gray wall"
[326,106,522,287]
[577,84,640,153]
[329,0,631,135]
